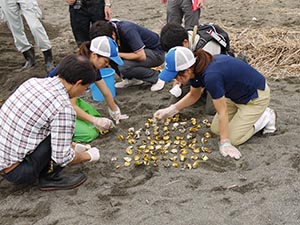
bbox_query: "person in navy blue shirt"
[89,19,165,91]
[154,47,277,159]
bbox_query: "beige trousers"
[210,84,270,146]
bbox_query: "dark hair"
[57,55,96,85]
[90,20,114,40]
[194,49,214,74]
[160,23,188,52]
[78,41,92,58]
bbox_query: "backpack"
[187,23,232,55]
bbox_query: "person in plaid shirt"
[0,55,101,191]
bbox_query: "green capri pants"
[210,84,270,146]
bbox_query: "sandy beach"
[1,0,300,224]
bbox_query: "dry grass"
[225,26,300,79]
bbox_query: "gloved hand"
[219,139,241,159]
[108,105,129,124]
[86,147,100,162]
[74,143,91,152]
[153,104,179,120]
[92,117,114,131]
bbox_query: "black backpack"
[187,23,232,55]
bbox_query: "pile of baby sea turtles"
[115,114,213,170]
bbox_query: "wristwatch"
[105,3,112,7]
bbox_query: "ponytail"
[78,41,92,58]
[194,49,214,75]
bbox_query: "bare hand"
[66,0,76,5]
[197,0,205,8]
[104,6,112,20]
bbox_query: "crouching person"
[0,55,100,191]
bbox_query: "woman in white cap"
[48,36,128,142]
[154,46,277,159]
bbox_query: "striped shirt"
[0,77,76,170]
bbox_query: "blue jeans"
[1,135,52,185]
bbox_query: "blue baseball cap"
[159,46,196,82]
[90,36,124,66]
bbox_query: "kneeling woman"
[154,47,277,159]
[48,36,128,142]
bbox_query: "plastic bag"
[73,98,102,143]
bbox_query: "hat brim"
[159,68,178,82]
[110,55,124,66]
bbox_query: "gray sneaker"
[151,78,165,92]
[115,78,144,88]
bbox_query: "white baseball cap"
[159,46,196,82]
[90,36,124,66]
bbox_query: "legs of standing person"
[69,0,105,47]
[166,0,183,25]
[118,49,165,84]
[0,0,32,52]
[1,135,52,185]
[166,0,200,28]
[211,86,270,146]
[89,0,105,24]
[19,0,51,51]
[18,0,54,72]
[181,0,200,28]
[70,7,91,47]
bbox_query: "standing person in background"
[161,0,205,28]
[0,55,100,191]
[66,0,112,47]
[0,0,55,73]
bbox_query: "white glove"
[86,147,100,162]
[153,104,179,120]
[219,139,241,159]
[74,143,91,152]
[108,105,129,124]
[92,117,114,131]
[169,84,182,97]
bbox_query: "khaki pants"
[210,84,270,146]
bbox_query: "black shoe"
[43,49,55,73]
[39,172,87,191]
[22,47,36,69]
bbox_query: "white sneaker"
[115,78,144,88]
[150,78,165,92]
[263,108,277,134]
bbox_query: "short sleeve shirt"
[190,55,266,104]
[115,20,163,54]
